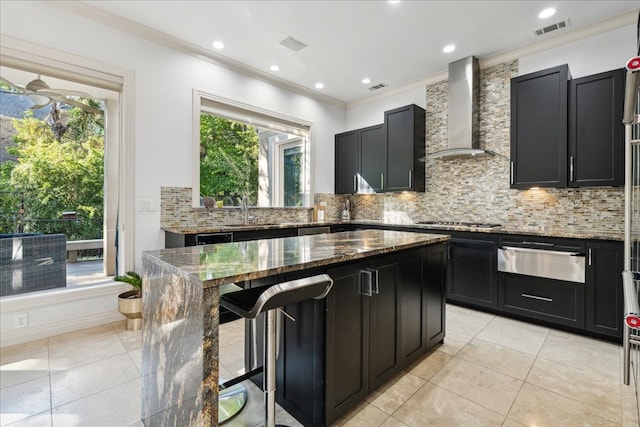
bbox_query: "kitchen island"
[141,229,448,426]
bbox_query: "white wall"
[0,1,346,270]
[518,25,636,78]
[345,86,428,130]
[0,2,345,346]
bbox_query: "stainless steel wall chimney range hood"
[429,56,493,159]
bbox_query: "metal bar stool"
[220,274,334,427]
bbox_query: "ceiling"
[2,1,638,106]
[78,0,638,105]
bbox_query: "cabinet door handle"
[510,161,514,185]
[380,173,384,190]
[353,175,357,193]
[447,245,452,260]
[408,169,413,188]
[522,293,553,302]
[372,269,379,295]
[588,248,592,266]
[570,156,575,182]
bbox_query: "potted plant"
[114,271,142,331]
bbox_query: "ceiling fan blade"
[0,76,25,93]
[48,95,102,114]
[42,88,94,98]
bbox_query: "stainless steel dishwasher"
[497,238,586,328]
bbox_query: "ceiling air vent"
[280,36,307,51]
[535,18,570,36]
[368,83,388,91]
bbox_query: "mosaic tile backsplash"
[323,60,623,233]
[161,60,623,233]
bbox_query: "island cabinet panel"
[239,244,447,427]
[325,263,370,426]
[367,258,400,391]
[324,245,445,425]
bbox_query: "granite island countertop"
[141,229,449,426]
[144,229,449,289]
[162,220,623,241]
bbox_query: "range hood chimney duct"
[429,56,493,159]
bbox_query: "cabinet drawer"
[498,273,585,328]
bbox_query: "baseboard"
[0,311,126,348]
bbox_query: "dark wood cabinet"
[385,104,426,192]
[335,130,360,194]
[569,69,624,187]
[325,246,445,425]
[335,104,425,194]
[446,236,498,309]
[360,124,387,192]
[335,125,385,194]
[424,243,447,349]
[585,241,624,339]
[510,64,570,189]
[498,273,586,329]
[324,263,370,425]
[367,258,400,390]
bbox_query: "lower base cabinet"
[247,243,447,427]
[586,241,624,339]
[498,273,585,329]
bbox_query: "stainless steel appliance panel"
[196,232,233,245]
[498,246,585,283]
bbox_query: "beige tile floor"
[1,304,639,427]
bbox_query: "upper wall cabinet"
[335,124,385,194]
[511,65,625,189]
[335,104,425,194]
[385,105,426,192]
[569,69,624,187]
[510,64,570,189]
[335,130,361,194]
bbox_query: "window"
[0,64,123,297]
[194,91,312,208]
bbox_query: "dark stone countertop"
[144,229,448,289]
[162,220,623,241]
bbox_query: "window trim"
[192,89,313,208]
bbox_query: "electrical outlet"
[14,313,28,328]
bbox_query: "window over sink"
[193,90,312,208]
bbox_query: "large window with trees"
[1,64,121,297]
[195,91,311,208]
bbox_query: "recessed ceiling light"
[538,8,556,19]
[212,40,224,49]
[315,82,324,89]
[443,44,456,53]
[362,78,371,84]
[270,65,280,71]
[388,0,401,4]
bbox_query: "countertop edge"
[161,221,623,242]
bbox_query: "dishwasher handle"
[498,246,584,257]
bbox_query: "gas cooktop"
[417,221,502,229]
